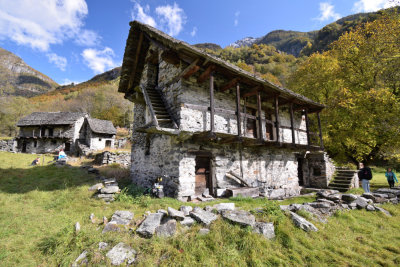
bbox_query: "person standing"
[385,168,398,188]
[358,162,372,193]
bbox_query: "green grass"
[0,152,400,266]
[347,167,393,195]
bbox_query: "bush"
[115,184,151,207]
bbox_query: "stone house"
[16,112,116,154]
[118,21,335,200]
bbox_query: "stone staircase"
[146,86,176,128]
[328,168,357,192]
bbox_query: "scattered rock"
[97,194,115,202]
[375,206,392,217]
[373,193,389,199]
[325,194,342,202]
[341,194,358,203]
[75,222,81,233]
[101,186,120,194]
[355,197,368,209]
[103,216,108,225]
[317,190,339,199]
[221,210,255,227]
[136,213,164,237]
[190,207,218,226]
[72,250,88,267]
[90,213,96,224]
[167,207,185,221]
[179,206,193,216]
[106,242,136,266]
[366,205,375,211]
[362,193,376,201]
[156,218,177,237]
[111,211,133,225]
[204,206,213,212]
[157,209,168,216]
[290,212,318,232]
[252,222,275,239]
[341,204,349,209]
[279,205,290,211]
[389,198,398,204]
[198,228,210,235]
[89,183,104,191]
[288,203,302,212]
[102,222,121,233]
[373,197,388,204]
[213,203,235,213]
[307,202,331,209]
[88,167,99,174]
[99,242,108,250]
[316,199,336,205]
[180,216,195,227]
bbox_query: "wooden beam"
[289,102,295,145]
[221,78,240,92]
[257,91,263,141]
[236,83,242,138]
[161,50,180,65]
[127,32,144,90]
[242,86,260,98]
[182,65,200,79]
[210,72,215,135]
[304,108,310,146]
[180,58,199,79]
[274,96,280,143]
[198,65,216,83]
[317,112,324,149]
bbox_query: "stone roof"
[87,118,117,135]
[17,112,86,126]
[119,20,325,112]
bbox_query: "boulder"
[355,197,369,209]
[75,222,81,233]
[252,222,275,239]
[101,186,120,194]
[136,213,164,237]
[89,213,96,224]
[362,193,376,201]
[189,207,218,226]
[316,199,336,205]
[97,194,114,202]
[325,194,342,202]
[89,183,104,191]
[341,194,358,203]
[341,204,349,209]
[198,228,210,235]
[373,193,389,199]
[389,198,398,204]
[374,197,388,204]
[167,207,185,221]
[111,211,133,225]
[106,242,136,266]
[288,203,302,212]
[375,206,392,217]
[213,203,235,213]
[72,250,88,267]
[155,219,177,237]
[179,206,193,216]
[221,210,255,227]
[317,190,339,199]
[180,217,195,227]
[99,242,108,250]
[290,212,318,232]
[307,202,331,209]
[157,209,168,216]
[375,188,400,196]
[366,205,375,211]
[102,222,122,233]
[204,206,213,212]
[279,205,290,211]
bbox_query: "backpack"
[359,167,372,180]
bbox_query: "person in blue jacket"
[385,168,398,188]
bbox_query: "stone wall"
[94,151,131,167]
[301,152,336,188]
[0,139,16,152]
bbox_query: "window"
[48,128,54,137]
[33,141,37,148]
[99,138,102,141]
[51,140,57,145]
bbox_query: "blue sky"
[0,0,396,85]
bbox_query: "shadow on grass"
[0,164,98,194]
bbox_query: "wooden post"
[304,108,311,146]
[289,103,295,145]
[274,96,280,143]
[236,83,242,138]
[209,72,215,136]
[257,91,263,141]
[317,112,324,149]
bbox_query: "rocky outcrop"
[94,151,131,167]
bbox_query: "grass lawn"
[1,152,400,266]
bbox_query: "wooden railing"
[141,85,159,127]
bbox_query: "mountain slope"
[0,47,58,97]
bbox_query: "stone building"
[16,112,116,154]
[118,21,335,200]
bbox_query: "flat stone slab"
[190,207,218,226]
[375,188,400,196]
[155,218,177,237]
[102,222,122,233]
[198,228,210,235]
[355,197,368,209]
[106,242,136,266]
[213,203,235,213]
[375,206,392,217]
[290,212,318,232]
[101,186,120,194]
[110,210,133,225]
[180,206,193,216]
[221,210,255,227]
[167,207,185,221]
[180,216,195,227]
[97,194,114,202]
[99,242,108,250]
[307,202,331,209]
[89,183,104,191]
[227,187,259,198]
[136,213,164,237]
[72,250,88,267]
[252,222,275,239]
[366,205,375,211]
[341,194,358,203]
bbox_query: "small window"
[99,138,102,141]
[48,128,54,137]
[51,140,57,145]
[33,141,37,148]
[313,167,322,176]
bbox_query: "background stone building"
[16,112,116,155]
[118,21,335,200]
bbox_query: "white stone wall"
[89,135,115,150]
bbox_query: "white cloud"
[60,78,82,85]
[131,2,157,27]
[0,0,98,51]
[47,53,67,71]
[75,29,100,46]
[190,27,197,37]
[155,3,186,36]
[316,2,341,21]
[353,0,397,12]
[234,11,240,27]
[81,47,117,74]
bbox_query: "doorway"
[64,142,71,152]
[195,156,212,196]
[22,141,27,153]
[297,158,304,186]
[105,140,112,147]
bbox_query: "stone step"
[334,176,353,180]
[327,186,348,192]
[157,119,172,123]
[156,115,170,119]
[336,170,356,174]
[328,183,351,189]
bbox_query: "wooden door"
[195,156,211,195]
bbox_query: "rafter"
[127,32,144,90]
[242,86,260,98]
[197,65,216,83]
[220,78,240,92]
